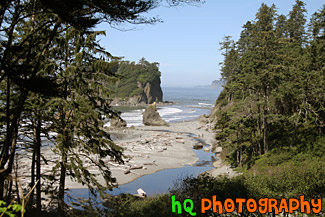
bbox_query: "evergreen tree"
[215,2,324,168]
[0,0,204,207]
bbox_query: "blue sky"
[96,0,324,87]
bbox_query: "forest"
[0,0,201,216]
[215,0,324,168]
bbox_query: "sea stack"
[142,102,169,126]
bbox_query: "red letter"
[201,198,211,213]
[236,198,245,213]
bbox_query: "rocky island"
[110,58,164,106]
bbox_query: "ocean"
[118,86,222,126]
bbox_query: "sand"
[65,119,219,188]
[15,119,236,192]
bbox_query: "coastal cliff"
[111,58,163,105]
[210,79,224,89]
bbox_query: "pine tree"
[47,29,123,216]
[215,1,325,167]
[307,5,325,135]
[0,0,204,205]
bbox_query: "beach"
[15,118,236,195]
[66,119,219,188]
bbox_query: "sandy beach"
[16,119,236,193]
[66,119,218,188]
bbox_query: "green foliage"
[245,154,325,199]
[104,194,172,217]
[130,87,144,97]
[112,58,161,98]
[213,1,325,168]
[102,170,325,217]
[0,0,202,215]
[0,200,23,217]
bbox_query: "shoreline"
[16,118,236,193]
[65,119,215,189]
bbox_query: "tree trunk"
[0,91,28,199]
[35,112,42,213]
[263,88,269,154]
[290,123,298,148]
[58,155,67,217]
[239,146,243,167]
[58,123,69,217]
[29,145,36,208]
[257,104,262,155]
[263,116,268,154]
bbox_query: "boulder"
[110,116,127,128]
[142,103,169,126]
[204,147,210,152]
[193,143,203,150]
[199,114,209,123]
[214,146,222,154]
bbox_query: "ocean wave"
[121,116,142,121]
[121,109,144,122]
[185,110,196,114]
[164,115,198,122]
[158,107,182,117]
[198,103,213,106]
[127,122,143,127]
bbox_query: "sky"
[96,0,324,87]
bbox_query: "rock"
[110,61,163,105]
[143,77,163,104]
[193,143,203,150]
[204,147,210,152]
[110,116,127,128]
[213,160,222,168]
[199,114,209,123]
[214,147,222,153]
[142,103,169,126]
[129,125,135,130]
[211,79,225,89]
[137,188,147,198]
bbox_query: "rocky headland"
[110,58,169,106]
